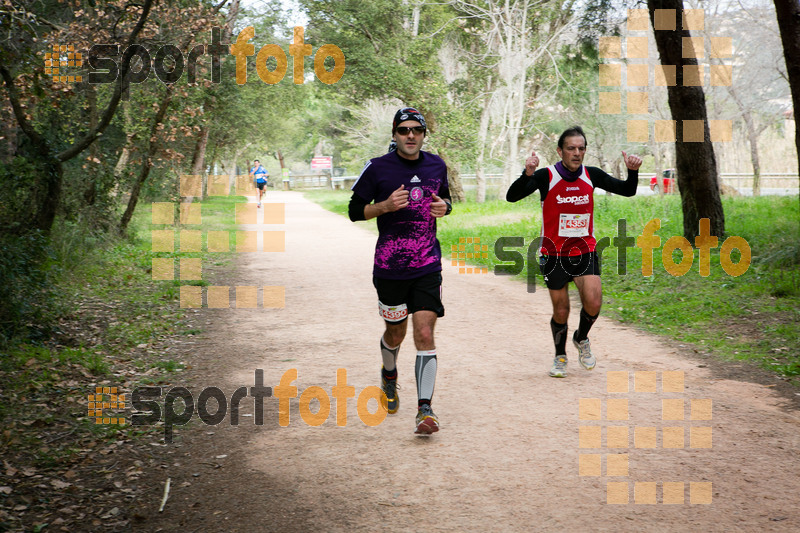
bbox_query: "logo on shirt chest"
[556,193,590,205]
[410,187,424,201]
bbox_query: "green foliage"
[0,230,58,344]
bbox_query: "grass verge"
[304,189,800,380]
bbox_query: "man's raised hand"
[384,184,409,212]
[525,151,540,176]
[430,193,448,218]
[622,151,642,171]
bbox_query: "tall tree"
[0,0,155,233]
[647,0,724,239]
[772,0,800,205]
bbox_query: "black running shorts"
[539,252,601,290]
[373,271,444,322]
[255,181,267,190]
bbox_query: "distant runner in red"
[506,126,642,377]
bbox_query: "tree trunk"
[648,0,724,239]
[772,0,800,208]
[191,125,210,176]
[651,137,664,195]
[438,147,465,203]
[119,87,174,233]
[475,81,493,203]
[743,111,761,196]
[84,83,99,206]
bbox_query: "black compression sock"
[550,318,568,356]
[575,308,599,342]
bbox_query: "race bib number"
[378,302,408,322]
[558,213,590,237]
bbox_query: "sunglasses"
[395,126,426,135]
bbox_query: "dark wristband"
[444,201,452,216]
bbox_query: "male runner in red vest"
[506,126,642,377]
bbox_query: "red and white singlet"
[540,164,595,256]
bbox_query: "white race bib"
[378,302,408,322]
[558,213,590,237]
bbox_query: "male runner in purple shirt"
[349,107,452,434]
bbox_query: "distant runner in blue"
[349,107,453,435]
[250,159,269,207]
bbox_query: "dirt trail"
[143,191,800,532]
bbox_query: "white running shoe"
[574,334,596,370]
[549,356,568,378]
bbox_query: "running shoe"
[415,404,439,434]
[574,333,596,370]
[549,356,568,378]
[381,367,399,414]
